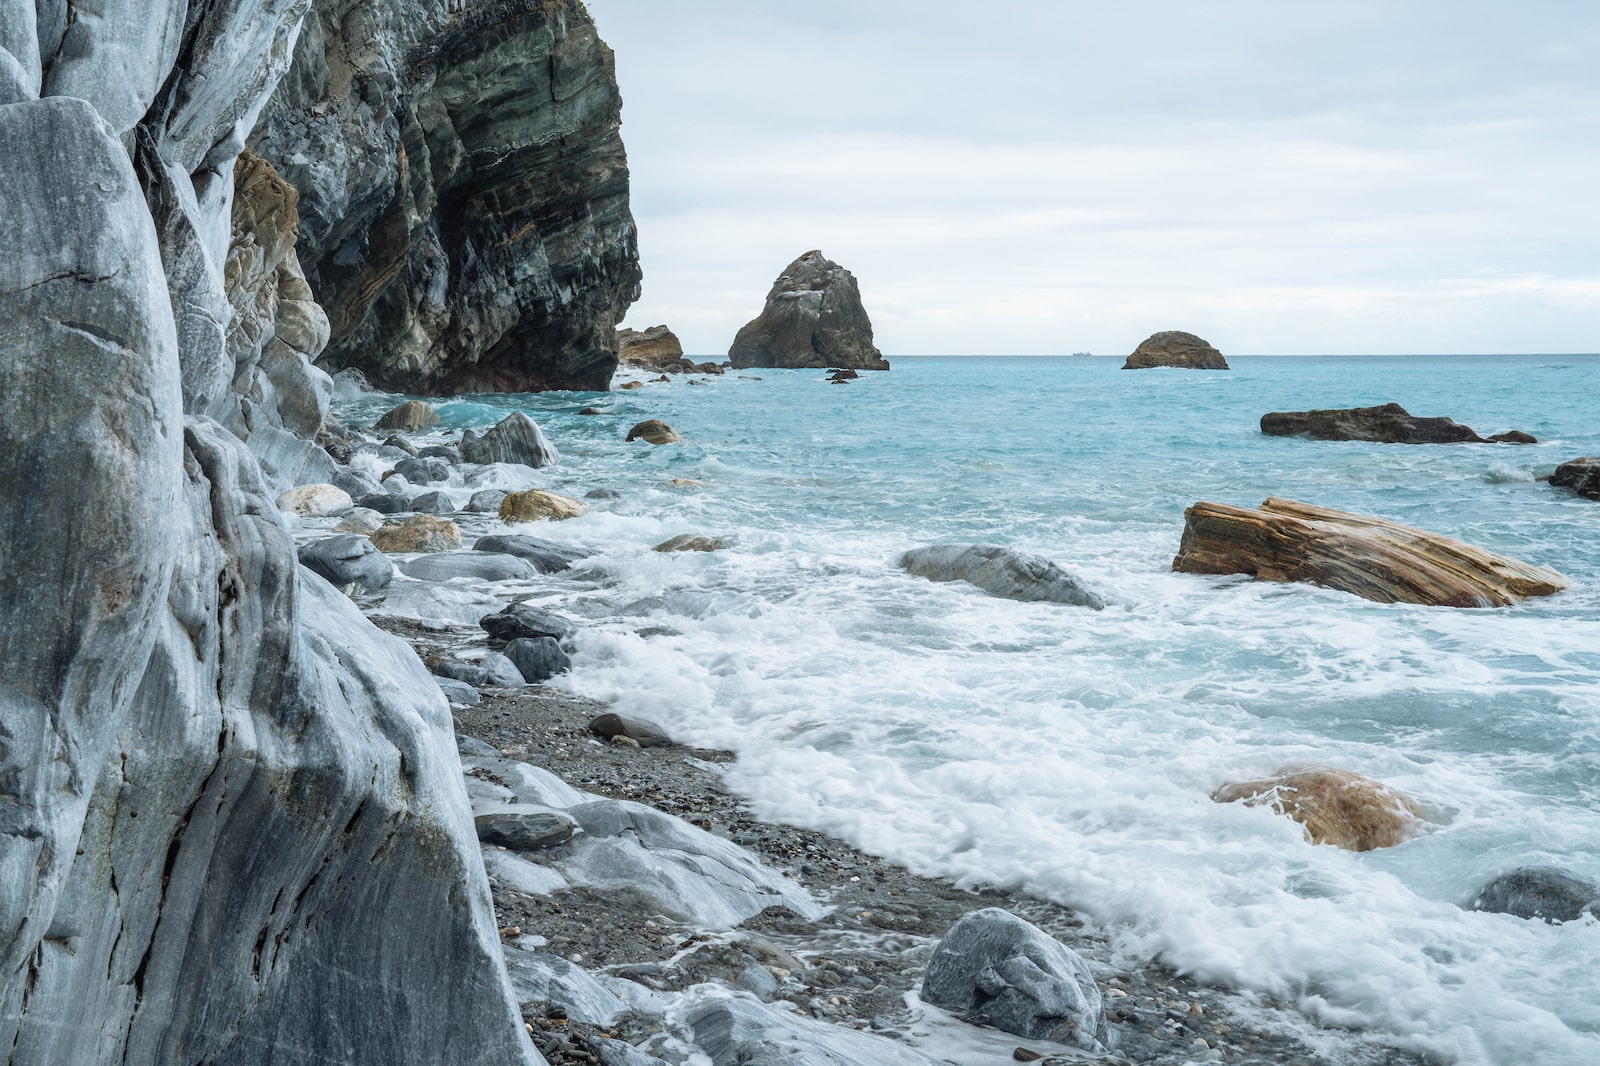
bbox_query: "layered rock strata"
[252,0,641,394]
[1261,403,1533,444]
[1122,330,1228,369]
[1173,497,1567,607]
[729,250,889,370]
[0,4,537,1063]
[617,323,684,366]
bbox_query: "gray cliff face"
[0,4,539,1064]
[252,0,642,394]
[729,251,889,371]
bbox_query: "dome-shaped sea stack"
[1122,330,1228,370]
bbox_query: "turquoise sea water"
[339,355,1600,1065]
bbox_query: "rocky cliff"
[0,3,538,1063]
[251,0,641,394]
[729,250,889,370]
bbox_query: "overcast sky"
[592,0,1600,356]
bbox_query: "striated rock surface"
[1261,403,1533,444]
[1213,766,1428,851]
[899,544,1106,609]
[729,251,888,371]
[617,324,684,366]
[1548,457,1600,500]
[1173,497,1567,607]
[461,411,559,467]
[252,0,640,394]
[1122,330,1228,370]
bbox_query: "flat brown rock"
[1172,497,1566,607]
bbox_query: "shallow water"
[338,355,1600,1065]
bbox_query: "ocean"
[335,354,1600,1066]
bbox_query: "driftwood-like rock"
[1260,403,1534,444]
[1173,497,1566,607]
[1212,767,1428,851]
[1122,330,1228,370]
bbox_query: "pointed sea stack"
[729,251,889,370]
[1122,331,1229,370]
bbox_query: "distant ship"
[1069,351,1093,358]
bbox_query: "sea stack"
[617,324,685,366]
[729,251,889,370]
[1122,330,1229,370]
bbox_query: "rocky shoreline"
[370,614,1433,1066]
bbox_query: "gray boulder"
[899,544,1106,608]
[482,603,580,641]
[461,411,560,468]
[332,466,385,499]
[501,945,626,1025]
[418,444,463,463]
[355,491,408,515]
[395,456,452,484]
[401,552,539,583]
[409,490,456,514]
[505,636,573,683]
[922,908,1108,1050]
[589,713,675,748]
[474,806,578,850]
[466,488,510,513]
[479,652,527,689]
[688,997,940,1066]
[436,677,481,706]
[1472,867,1600,923]
[298,534,396,590]
[374,400,440,432]
[1549,457,1600,500]
[729,251,888,371]
[474,534,591,573]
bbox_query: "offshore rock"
[1471,867,1600,923]
[1173,497,1567,607]
[922,908,1108,1051]
[461,412,560,468]
[1122,330,1228,370]
[1548,457,1600,500]
[375,400,441,432]
[253,0,641,394]
[729,251,888,371]
[1213,766,1428,852]
[617,324,685,366]
[1261,403,1531,444]
[626,419,681,445]
[899,544,1107,609]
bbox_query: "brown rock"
[1212,766,1429,851]
[374,400,440,432]
[653,534,731,553]
[1173,497,1566,607]
[626,419,681,445]
[499,489,588,523]
[369,514,462,554]
[618,381,644,390]
[616,324,684,366]
[1122,331,1228,370]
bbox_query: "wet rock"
[461,412,560,468]
[375,400,440,431]
[1548,457,1600,500]
[579,407,605,416]
[587,487,623,500]
[474,806,577,850]
[736,963,780,1000]
[588,713,675,748]
[617,324,685,366]
[626,419,681,445]
[436,677,481,706]
[899,544,1106,608]
[332,466,384,500]
[482,603,580,642]
[299,534,396,590]
[371,514,463,554]
[654,534,731,553]
[355,491,408,515]
[688,996,939,1066]
[334,507,386,534]
[828,368,858,383]
[418,444,462,463]
[400,552,539,583]
[1260,403,1528,444]
[730,251,889,371]
[277,482,353,516]
[1488,430,1538,445]
[1471,867,1600,923]
[501,489,588,522]
[923,908,1108,1051]
[1122,330,1228,370]
[501,946,626,1025]
[1173,497,1567,607]
[505,637,573,683]
[473,535,590,573]
[409,490,456,515]
[1212,766,1429,851]
[467,489,510,513]
[395,456,452,484]
[384,434,420,456]
[619,381,645,390]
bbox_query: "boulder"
[466,488,510,513]
[417,444,462,463]
[395,456,452,484]
[505,637,572,683]
[899,544,1106,608]
[1212,766,1428,851]
[335,507,387,534]
[589,713,675,748]
[383,434,420,456]
[375,399,440,431]
[276,482,353,517]
[729,251,889,371]
[578,407,605,416]
[478,652,529,689]
[1471,867,1600,923]
[473,534,591,573]
[626,418,681,445]
[500,489,588,522]
[654,534,731,553]
[828,368,858,383]
[299,534,396,590]
[460,412,560,468]
[688,997,941,1066]
[922,908,1108,1051]
[400,552,539,583]
[474,806,578,851]
[1122,330,1228,370]
[355,491,408,515]
[1488,430,1538,444]
[1260,403,1530,444]
[587,487,623,500]
[370,515,463,554]
[331,466,385,500]
[1172,497,1567,607]
[409,490,456,514]
[1548,457,1600,500]
[436,677,481,706]
[616,324,685,366]
[481,603,579,642]
[618,381,645,390]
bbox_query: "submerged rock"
[1212,766,1428,851]
[299,534,395,590]
[461,412,560,468]
[654,534,731,553]
[474,534,591,573]
[923,908,1108,1051]
[1260,403,1531,444]
[371,514,463,554]
[729,251,889,371]
[899,544,1106,608]
[1122,330,1228,370]
[1548,457,1600,500]
[617,324,685,366]
[501,489,588,522]
[1471,867,1600,923]
[375,399,440,432]
[1172,497,1567,607]
[626,418,681,445]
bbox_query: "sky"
[591,0,1600,356]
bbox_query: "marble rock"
[688,996,940,1066]
[481,603,580,642]
[371,514,463,554]
[461,412,560,468]
[1471,867,1600,923]
[401,551,539,583]
[900,544,1106,608]
[501,489,589,522]
[298,533,396,590]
